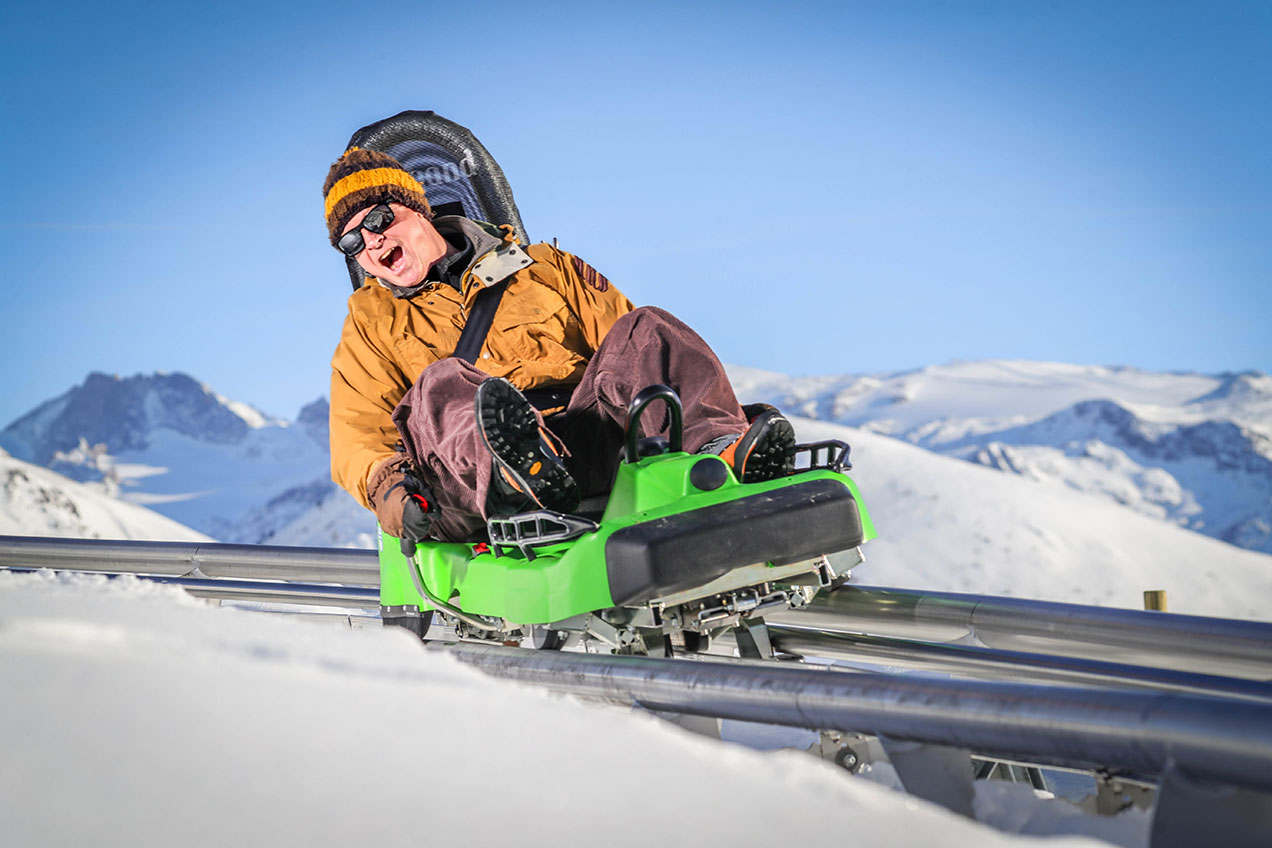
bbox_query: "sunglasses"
[337,204,395,256]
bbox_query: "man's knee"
[411,357,486,402]
[607,306,695,347]
[613,305,680,332]
[420,356,483,382]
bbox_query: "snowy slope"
[802,416,1272,621]
[231,475,376,549]
[729,360,1272,555]
[0,571,1109,848]
[0,448,208,541]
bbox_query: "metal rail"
[766,626,1272,703]
[0,568,381,609]
[3,535,1271,680]
[0,535,378,586]
[440,642,1272,794]
[768,585,1272,680]
[10,560,1269,703]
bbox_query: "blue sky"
[1,0,1269,426]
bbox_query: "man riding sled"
[324,147,796,547]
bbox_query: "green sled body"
[379,447,875,629]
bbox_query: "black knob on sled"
[624,384,683,463]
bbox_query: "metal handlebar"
[623,384,684,463]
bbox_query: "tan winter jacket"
[330,217,634,509]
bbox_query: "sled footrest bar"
[794,439,852,473]
[487,511,600,560]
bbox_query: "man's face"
[344,202,448,288]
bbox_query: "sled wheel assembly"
[530,626,567,651]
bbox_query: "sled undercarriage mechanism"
[379,385,876,656]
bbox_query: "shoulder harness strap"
[450,280,509,364]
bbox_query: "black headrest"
[341,111,530,290]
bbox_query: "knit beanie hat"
[323,147,432,247]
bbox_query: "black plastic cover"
[604,478,864,607]
[381,606,432,640]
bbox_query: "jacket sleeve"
[528,243,634,354]
[329,305,412,510]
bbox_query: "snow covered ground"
[0,448,209,542]
[0,570,1118,847]
[807,417,1272,620]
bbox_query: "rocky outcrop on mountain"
[948,400,1272,554]
[296,398,330,451]
[221,476,341,544]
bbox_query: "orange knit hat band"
[322,148,432,247]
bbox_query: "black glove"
[397,467,437,556]
[367,456,439,555]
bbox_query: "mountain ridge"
[5,361,1269,582]
[727,360,1272,555]
[0,371,336,543]
[0,372,278,465]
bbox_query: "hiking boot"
[706,404,796,483]
[476,378,580,516]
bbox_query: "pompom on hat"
[322,147,432,247]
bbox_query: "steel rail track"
[437,642,1272,795]
[769,585,1272,680]
[7,535,1272,804]
[765,625,1272,703]
[0,535,379,586]
[3,534,1271,679]
[9,562,1270,704]
[8,563,1272,800]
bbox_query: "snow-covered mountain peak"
[0,373,340,544]
[215,393,273,430]
[728,359,1232,436]
[728,359,1272,556]
[1189,370,1270,402]
[0,371,277,465]
[1184,371,1272,428]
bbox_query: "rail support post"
[1149,763,1272,848]
[879,736,976,818]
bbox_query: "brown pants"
[390,307,748,541]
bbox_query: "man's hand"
[367,455,438,555]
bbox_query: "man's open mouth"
[379,245,404,271]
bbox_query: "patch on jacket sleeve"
[570,256,610,292]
